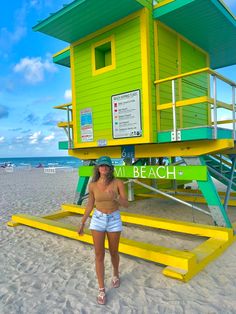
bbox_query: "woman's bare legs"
[107,231,121,277]
[91,230,106,288]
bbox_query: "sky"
[0,0,236,158]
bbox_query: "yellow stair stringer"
[8,214,196,272]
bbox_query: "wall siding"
[156,23,209,131]
[73,17,142,144]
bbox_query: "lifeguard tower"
[8,0,236,281]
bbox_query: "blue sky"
[0,0,236,158]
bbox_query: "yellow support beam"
[68,139,234,159]
[8,214,196,271]
[136,192,236,207]
[61,204,233,240]
[163,237,234,282]
[57,121,73,128]
[8,206,235,282]
[42,210,74,220]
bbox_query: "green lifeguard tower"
[8,0,236,281]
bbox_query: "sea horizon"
[0,156,83,168]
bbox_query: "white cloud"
[64,89,72,101]
[13,57,57,84]
[43,132,55,143]
[29,131,41,144]
[0,136,5,143]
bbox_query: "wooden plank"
[61,204,233,240]
[10,214,196,270]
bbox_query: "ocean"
[0,156,83,168]
[0,156,123,169]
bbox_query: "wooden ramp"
[8,204,235,282]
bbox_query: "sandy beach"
[1,168,236,314]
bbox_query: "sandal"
[111,276,120,288]
[97,288,106,305]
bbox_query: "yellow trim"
[57,121,73,128]
[53,46,70,58]
[70,45,78,146]
[9,205,236,282]
[91,35,116,76]
[154,20,161,132]
[54,103,72,110]
[177,35,182,128]
[206,53,211,126]
[158,21,208,57]
[68,139,235,159]
[154,67,210,85]
[157,96,210,111]
[70,8,155,148]
[61,204,232,240]
[136,192,236,207]
[153,0,175,9]
[140,8,153,142]
[216,100,233,111]
[71,9,152,148]
[72,11,141,48]
[214,119,236,125]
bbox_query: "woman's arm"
[77,183,95,235]
[116,179,129,208]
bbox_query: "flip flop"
[111,276,120,288]
[97,288,106,305]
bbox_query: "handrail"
[154,67,236,87]
[155,66,236,141]
[53,103,72,110]
[54,103,73,148]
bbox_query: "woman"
[77,156,128,305]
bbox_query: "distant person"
[77,156,128,305]
[36,163,43,168]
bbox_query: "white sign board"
[112,90,142,139]
[80,108,94,142]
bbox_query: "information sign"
[112,90,142,139]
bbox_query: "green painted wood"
[157,127,233,143]
[74,17,143,144]
[181,39,208,128]
[195,156,232,228]
[157,23,179,131]
[79,165,207,180]
[53,50,70,67]
[154,0,236,69]
[156,22,209,132]
[58,141,69,150]
[75,176,90,205]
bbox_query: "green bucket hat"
[96,156,113,167]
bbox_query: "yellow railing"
[54,103,73,148]
[154,67,236,140]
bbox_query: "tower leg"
[74,160,93,205]
[184,157,232,228]
[224,155,236,212]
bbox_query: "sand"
[1,168,236,314]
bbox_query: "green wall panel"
[180,39,208,128]
[156,23,209,132]
[74,17,142,144]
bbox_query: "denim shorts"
[89,209,122,232]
